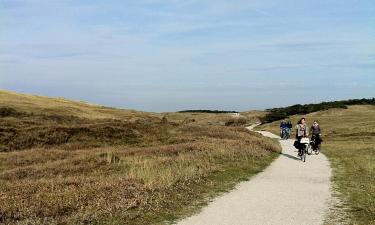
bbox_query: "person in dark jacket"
[280,120,287,138]
[286,121,293,138]
[310,120,322,148]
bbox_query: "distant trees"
[261,98,375,123]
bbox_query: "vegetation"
[164,110,265,127]
[258,105,375,224]
[178,110,238,113]
[261,98,375,123]
[0,90,280,224]
[224,116,248,126]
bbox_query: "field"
[258,105,375,224]
[0,90,280,225]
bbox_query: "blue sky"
[1,0,374,112]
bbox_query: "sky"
[1,0,375,112]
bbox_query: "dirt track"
[176,126,332,225]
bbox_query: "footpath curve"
[176,124,332,225]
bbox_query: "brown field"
[258,105,375,225]
[0,90,279,225]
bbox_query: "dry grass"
[162,110,265,127]
[258,105,375,225]
[0,89,157,121]
[0,90,280,224]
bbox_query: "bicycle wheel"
[315,146,320,155]
[307,145,313,155]
[302,149,306,162]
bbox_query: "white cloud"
[1,0,374,111]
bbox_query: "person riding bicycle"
[310,120,322,150]
[286,120,293,138]
[280,120,287,138]
[295,118,309,156]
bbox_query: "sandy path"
[176,126,332,225]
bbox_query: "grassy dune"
[258,105,375,224]
[0,90,280,224]
[0,90,157,120]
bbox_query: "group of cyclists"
[279,120,293,139]
[280,118,322,157]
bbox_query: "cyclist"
[310,120,322,150]
[296,118,309,156]
[280,120,287,138]
[286,120,293,139]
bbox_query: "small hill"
[0,89,163,151]
[0,89,155,120]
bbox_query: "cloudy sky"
[1,0,374,112]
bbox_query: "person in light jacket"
[295,117,309,155]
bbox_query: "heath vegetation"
[0,90,279,224]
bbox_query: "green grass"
[258,105,375,224]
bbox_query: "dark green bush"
[261,98,375,123]
[0,107,23,117]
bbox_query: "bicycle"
[310,135,321,155]
[281,128,290,140]
[299,137,310,162]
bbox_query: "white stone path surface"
[176,125,332,225]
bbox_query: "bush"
[225,117,248,126]
[0,107,23,117]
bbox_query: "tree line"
[261,98,375,123]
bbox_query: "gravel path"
[176,126,332,225]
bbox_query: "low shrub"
[225,117,248,126]
[0,107,24,117]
